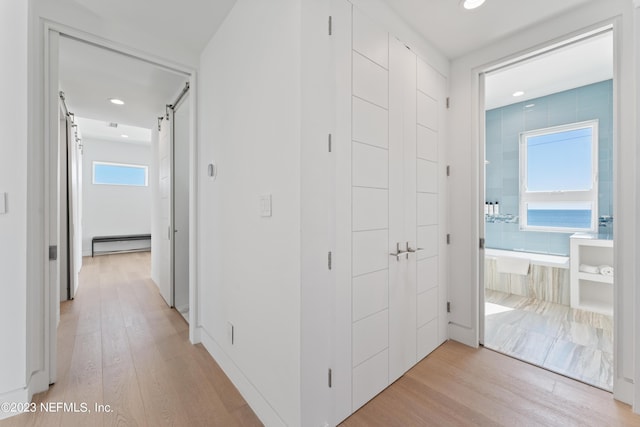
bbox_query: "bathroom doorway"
[480,28,615,391]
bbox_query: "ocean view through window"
[519,120,598,232]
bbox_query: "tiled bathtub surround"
[485,80,613,256]
[485,257,570,305]
[484,289,613,391]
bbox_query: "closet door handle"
[390,242,408,261]
[407,243,424,253]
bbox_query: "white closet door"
[350,8,390,412]
[158,117,173,306]
[333,3,448,422]
[388,36,418,382]
[416,57,447,358]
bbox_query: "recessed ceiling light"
[525,103,535,108]
[109,98,125,105]
[120,134,129,138]
[512,91,525,97]
[461,0,486,10]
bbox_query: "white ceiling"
[59,35,187,132]
[383,0,596,59]
[485,31,613,109]
[75,117,152,145]
[68,0,237,60]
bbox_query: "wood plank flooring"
[341,340,640,426]
[1,252,261,427]
[2,252,639,426]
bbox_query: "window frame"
[92,161,149,187]
[519,120,599,233]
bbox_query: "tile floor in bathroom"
[484,289,613,391]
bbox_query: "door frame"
[475,21,625,399]
[42,20,200,388]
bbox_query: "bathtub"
[484,248,570,305]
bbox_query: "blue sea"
[528,209,591,229]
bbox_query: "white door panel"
[352,97,388,148]
[352,309,388,367]
[352,270,388,322]
[352,187,388,231]
[352,142,388,188]
[353,52,388,108]
[333,3,447,422]
[352,10,388,69]
[157,117,173,307]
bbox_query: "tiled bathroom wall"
[485,80,613,255]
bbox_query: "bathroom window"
[93,161,148,187]
[519,120,598,232]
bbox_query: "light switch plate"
[260,194,272,217]
[0,192,6,214]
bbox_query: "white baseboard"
[197,326,286,427]
[0,386,30,420]
[448,323,479,348]
[614,376,633,406]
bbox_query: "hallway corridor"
[1,253,261,427]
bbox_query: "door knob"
[389,242,408,261]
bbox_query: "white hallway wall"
[197,0,302,425]
[81,138,152,256]
[447,0,638,407]
[0,0,28,416]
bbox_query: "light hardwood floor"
[342,340,639,426]
[1,252,261,427]
[3,253,639,426]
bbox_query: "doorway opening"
[46,25,197,385]
[480,28,615,391]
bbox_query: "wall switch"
[0,192,6,214]
[260,194,272,217]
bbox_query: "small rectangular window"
[519,121,598,232]
[93,161,148,187]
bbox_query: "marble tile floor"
[484,289,613,391]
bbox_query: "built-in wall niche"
[485,80,613,255]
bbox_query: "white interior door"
[333,4,448,423]
[173,95,190,317]
[158,114,173,306]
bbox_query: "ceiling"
[383,0,596,59]
[59,35,187,136]
[484,31,613,109]
[74,117,152,145]
[65,0,237,60]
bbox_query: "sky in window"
[526,127,592,192]
[94,163,147,186]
